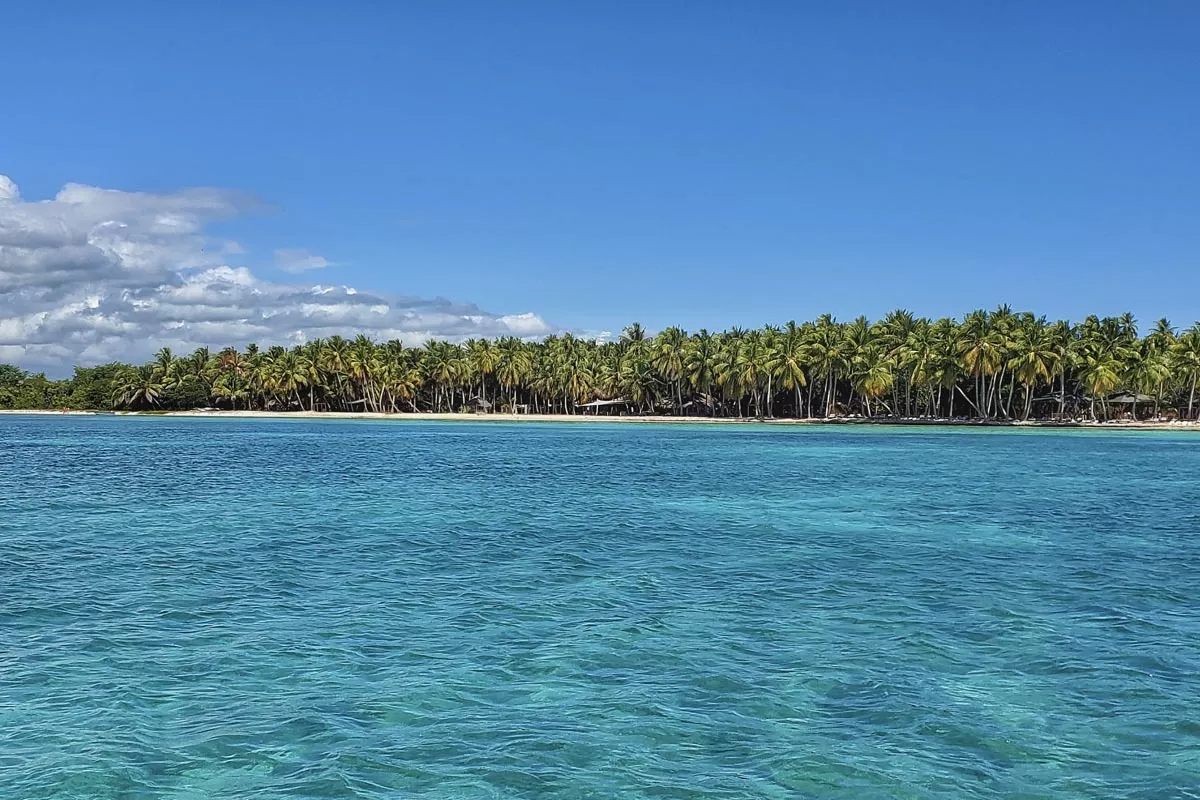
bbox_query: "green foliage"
[0,365,72,409]
[5,311,1200,420]
[68,363,129,409]
[0,364,25,389]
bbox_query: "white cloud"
[0,175,554,372]
[0,175,19,203]
[274,247,331,273]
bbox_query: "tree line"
[3,308,1200,421]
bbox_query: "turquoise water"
[2,417,1199,799]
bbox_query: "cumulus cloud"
[274,247,331,273]
[0,175,554,372]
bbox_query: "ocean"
[2,415,1198,798]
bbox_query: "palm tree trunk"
[955,384,982,417]
[990,371,999,418]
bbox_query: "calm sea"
[2,416,1198,798]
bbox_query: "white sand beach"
[6,408,1195,430]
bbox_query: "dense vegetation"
[4,309,1200,421]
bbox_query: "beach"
[5,407,1199,430]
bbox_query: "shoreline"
[3,408,1198,431]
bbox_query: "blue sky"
[2,1,1198,367]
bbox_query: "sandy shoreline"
[3,408,1198,431]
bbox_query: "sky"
[2,1,1197,371]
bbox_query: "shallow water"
[2,416,1198,798]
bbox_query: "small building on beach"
[577,398,632,415]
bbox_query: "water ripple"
[2,417,1198,798]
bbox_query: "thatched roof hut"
[1105,392,1155,405]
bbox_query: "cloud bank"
[0,175,552,372]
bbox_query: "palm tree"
[880,309,916,415]
[113,365,165,409]
[271,350,309,409]
[1125,344,1171,421]
[902,320,938,417]
[1008,317,1059,420]
[684,329,717,415]
[619,340,657,414]
[854,343,895,417]
[929,318,960,418]
[958,310,1004,418]
[321,336,351,409]
[494,337,531,412]
[152,347,176,379]
[1047,321,1076,420]
[1078,344,1125,421]
[1173,325,1200,420]
[422,340,461,412]
[1139,320,1176,418]
[465,338,497,410]
[652,327,688,414]
[807,315,847,417]
[713,328,746,416]
[87,306,1200,423]
[771,321,808,418]
[620,323,647,347]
